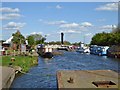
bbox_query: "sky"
[1,2,118,44]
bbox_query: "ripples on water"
[11,51,120,88]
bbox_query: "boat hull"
[41,52,53,58]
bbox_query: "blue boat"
[90,45,109,56]
[99,46,109,56]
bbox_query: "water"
[11,51,120,88]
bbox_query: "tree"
[63,41,71,45]
[12,30,25,50]
[72,42,81,46]
[36,37,46,44]
[27,34,46,45]
[90,31,120,46]
[27,35,35,46]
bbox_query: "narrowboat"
[37,44,53,58]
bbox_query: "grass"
[1,55,38,72]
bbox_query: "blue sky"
[1,2,118,43]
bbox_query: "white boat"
[76,47,90,53]
[76,47,84,53]
[84,48,90,53]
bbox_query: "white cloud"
[44,20,93,29]
[100,25,117,30]
[56,5,62,9]
[60,23,79,28]
[85,33,92,36]
[45,20,67,25]
[31,32,43,35]
[59,29,81,34]
[3,22,26,30]
[96,3,118,11]
[81,22,93,27]
[0,7,20,12]
[0,13,22,20]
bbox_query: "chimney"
[61,32,64,44]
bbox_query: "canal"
[11,51,120,88]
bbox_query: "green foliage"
[46,41,71,45]
[91,32,120,46]
[36,37,46,44]
[12,30,25,49]
[1,56,38,72]
[12,30,25,44]
[31,34,42,41]
[27,35,35,46]
[63,41,71,45]
[72,42,81,46]
[27,34,46,46]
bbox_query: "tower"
[61,32,64,44]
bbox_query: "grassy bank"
[1,55,38,72]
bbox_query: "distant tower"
[61,32,64,44]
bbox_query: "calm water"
[11,51,120,88]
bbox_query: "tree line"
[11,30,83,51]
[90,27,120,46]
[11,30,46,50]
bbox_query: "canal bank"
[1,54,39,89]
[11,51,120,88]
[0,66,15,89]
[2,55,38,72]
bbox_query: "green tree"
[63,41,71,45]
[27,35,35,46]
[72,42,81,46]
[12,30,25,50]
[27,34,46,45]
[90,31,120,46]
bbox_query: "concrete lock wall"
[0,66,15,89]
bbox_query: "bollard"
[11,57,15,62]
[67,77,74,83]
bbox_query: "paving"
[57,70,119,89]
[0,66,15,90]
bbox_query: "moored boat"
[37,44,53,58]
[42,52,53,58]
[76,47,90,53]
[90,45,109,56]
[107,45,120,58]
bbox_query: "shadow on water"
[11,51,120,88]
